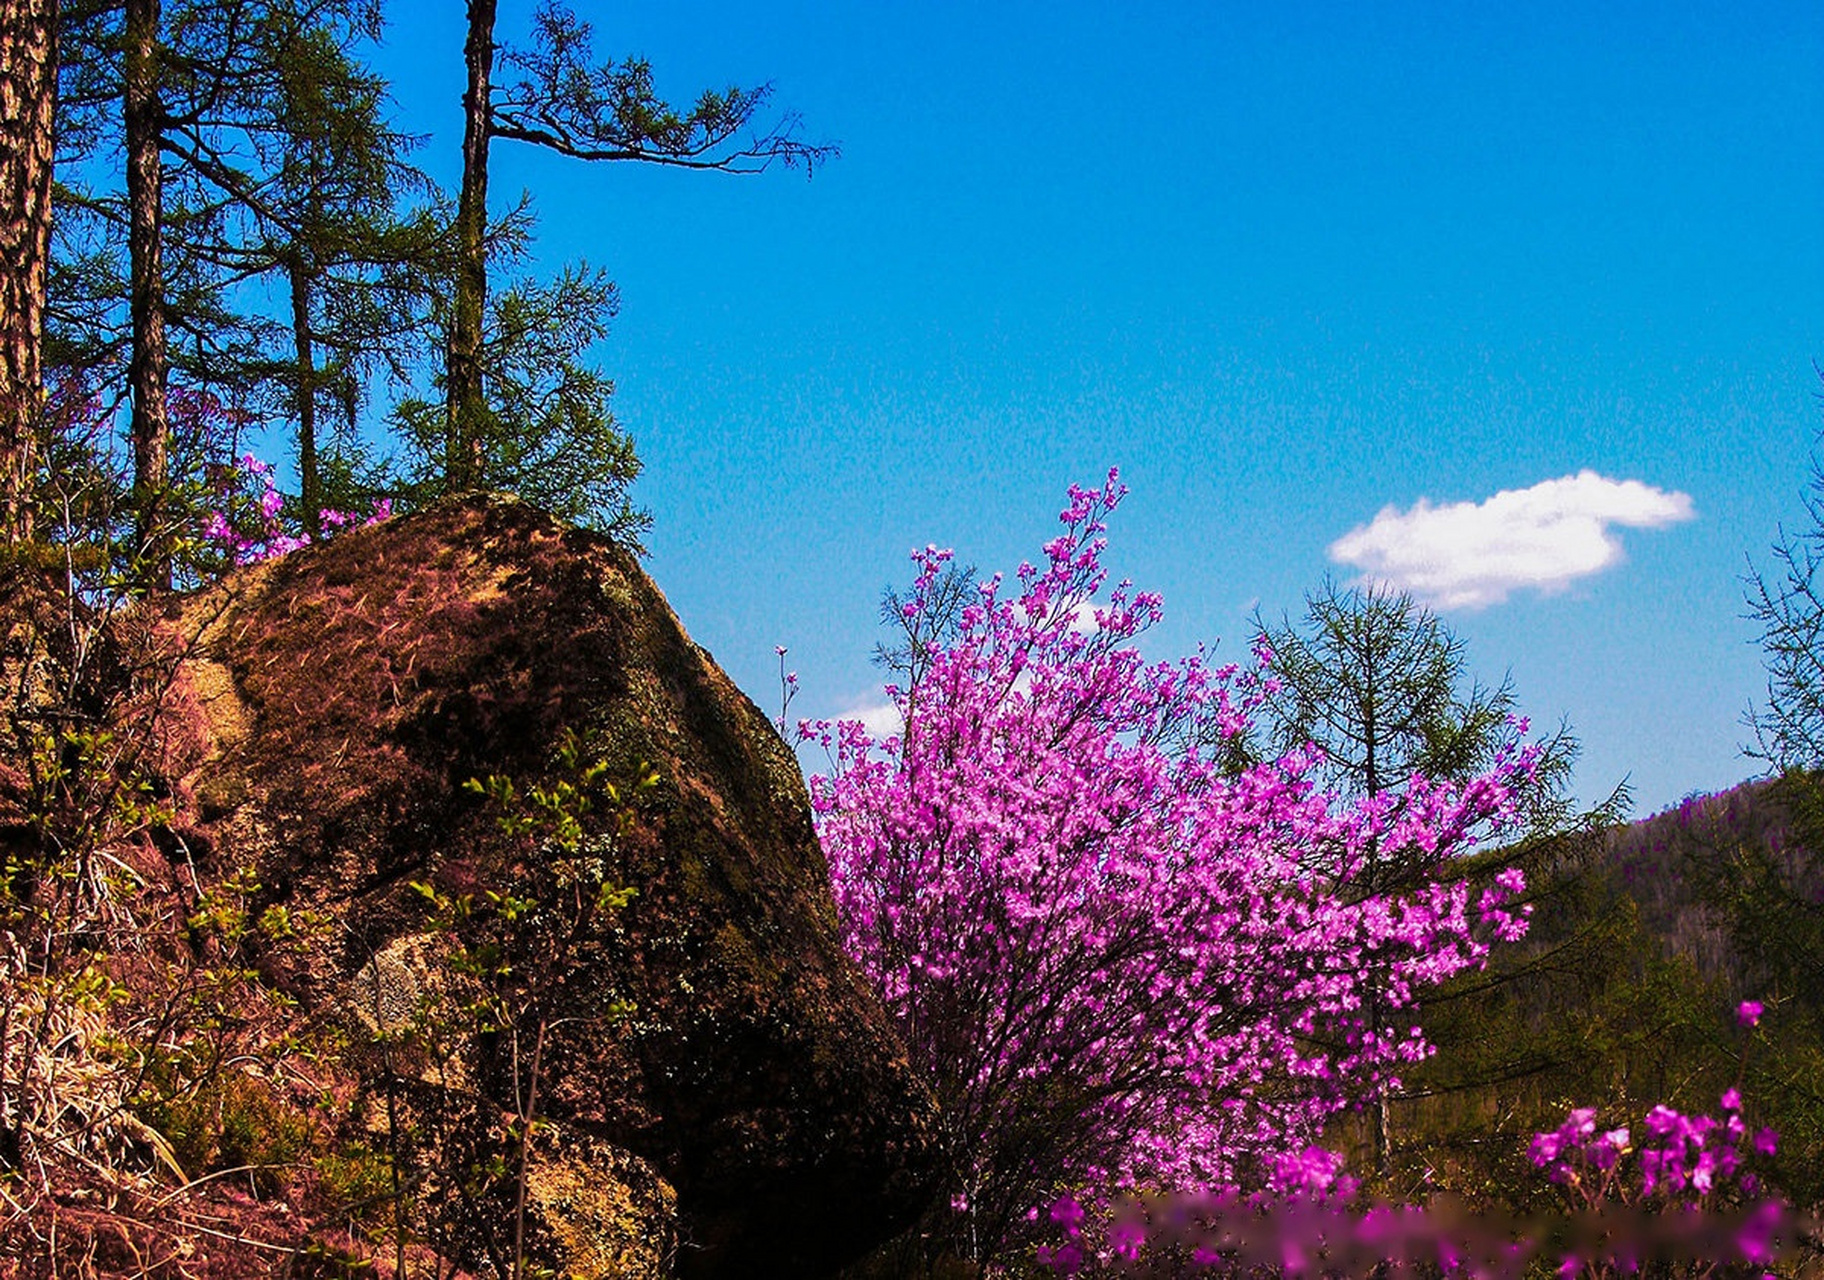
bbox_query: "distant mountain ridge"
[1605,776,1824,1001]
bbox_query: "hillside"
[1379,776,1824,1210]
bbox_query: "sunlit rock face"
[171,494,938,1279]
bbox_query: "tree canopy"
[6,0,830,576]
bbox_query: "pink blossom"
[203,455,392,567]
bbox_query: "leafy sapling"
[405,729,654,1280]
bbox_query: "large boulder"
[162,495,937,1278]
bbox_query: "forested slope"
[1383,776,1824,1211]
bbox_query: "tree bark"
[446,0,496,492]
[0,0,57,544]
[288,255,320,538]
[124,0,170,583]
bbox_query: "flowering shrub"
[203,453,391,565]
[1514,1000,1791,1277]
[27,378,265,588]
[807,471,1538,1262]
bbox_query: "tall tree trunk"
[446,0,495,492]
[0,0,57,545]
[124,0,169,584]
[288,255,320,538]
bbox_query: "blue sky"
[371,0,1824,817]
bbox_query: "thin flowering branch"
[775,644,799,732]
[807,471,1542,1263]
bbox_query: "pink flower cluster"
[1531,1092,1778,1205]
[1530,1109,1632,1181]
[807,471,1539,1235]
[203,454,391,565]
[1038,1183,1800,1278]
[1042,1077,1794,1277]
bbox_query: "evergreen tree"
[1746,404,1824,771]
[1250,579,1585,1176]
[1251,579,1581,856]
[52,0,436,565]
[47,0,128,384]
[238,7,440,533]
[1731,398,1824,1202]
[390,251,648,541]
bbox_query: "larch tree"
[1734,397,1824,1157]
[1248,579,1593,878]
[1745,404,1824,772]
[53,0,432,564]
[440,0,834,500]
[1249,578,1581,1177]
[46,0,129,392]
[228,6,439,534]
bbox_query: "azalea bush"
[19,378,391,588]
[1516,1000,1794,1279]
[22,377,253,589]
[1530,1094,1775,1212]
[807,471,1538,1265]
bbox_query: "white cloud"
[1065,605,1100,636]
[1014,598,1100,634]
[843,698,905,740]
[1328,471,1695,610]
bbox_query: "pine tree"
[0,0,58,543]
